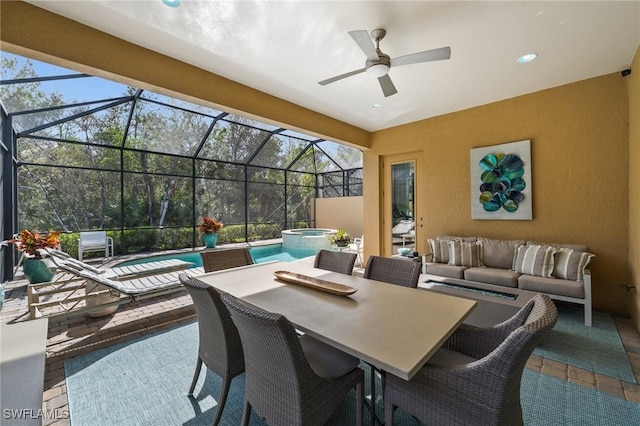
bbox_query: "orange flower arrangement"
[9,229,61,258]
[198,217,223,234]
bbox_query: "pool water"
[115,244,315,269]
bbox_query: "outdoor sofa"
[423,236,594,326]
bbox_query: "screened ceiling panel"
[3,51,362,174]
[125,98,213,156]
[315,141,363,170]
[24,103,132,145]
[289,147,315,173]
[139,91,225,118]
[251,134,309,168]
[198,119,271,163]
[1,52,131,114]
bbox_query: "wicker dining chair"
[220,292,364,426]
[313,249,357,275]
[178,274,245,426]
[363,255,421,288]
[200,247,254,273]
[384,293,558,426]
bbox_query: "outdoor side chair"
[384,294,558,426]
[78,231,114,261]
[313,249,357,275]
[364,255,421,288]
[179,274,245,426]
[200,248,254,273]
[220,292,364,426]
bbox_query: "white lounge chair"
[78,231,114,261]
[45,248,192,279]
[392,220,415,246]
[28,249,196,319]
[28,261,204,319]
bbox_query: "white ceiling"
[28,1,640,132]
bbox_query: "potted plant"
[199,217,223,248]
[8,229,61,283]
[329,229,351,247]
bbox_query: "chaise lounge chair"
[45,248,193,279]
[27,250,200,319]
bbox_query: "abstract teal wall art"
[470,139,532,220]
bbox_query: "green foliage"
[329,229,351,245]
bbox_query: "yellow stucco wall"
[629,45,640,329]
[0,1,370,149]
[366,73,630,314]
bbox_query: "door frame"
[382,151,424,257]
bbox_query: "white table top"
[192,261,476,380]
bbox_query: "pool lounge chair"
[45,248,193,279]
[391,220,415,245]
[27,262,205,319]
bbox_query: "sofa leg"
[584,303,592,327]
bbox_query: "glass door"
[383,153,423,256]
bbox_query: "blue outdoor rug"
[65,319,640,426]
[533,305,636,383]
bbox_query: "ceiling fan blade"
[390,46,451,68]
[318,68,366,86]
[378,74,397,97]
[349,30,379,61]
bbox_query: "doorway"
[382,152,424,256]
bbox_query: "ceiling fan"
[318,29,451,97]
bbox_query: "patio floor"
[1,260,639,426]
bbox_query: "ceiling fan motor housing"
[366,52,391,77]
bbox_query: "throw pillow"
[428,239,451,263]
[512,244,556,277]
[552,248,595,282]
[447,241,483,267]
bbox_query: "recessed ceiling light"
[162,0,181,7]
[517,53,538,64]
[371,103,382,109]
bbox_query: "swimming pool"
[114,243,315,269]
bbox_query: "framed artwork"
[470,139,532,220]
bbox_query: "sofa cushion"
[518,274,585,299]
[512,244,556,277]
[478,237,525,269]
[448,241,483,267]
[428,239,451,263]
[527,241,589,253]
[552,248,595,283]
[425,263,467,279]
[464,267,520,288]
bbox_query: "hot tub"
[281,228,336,256]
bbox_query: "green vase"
[203,233,218,248]
[22,258,56,284]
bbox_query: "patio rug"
[65,321,640,426]
[533,304,636,383]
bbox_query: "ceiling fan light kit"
[366,63,390,77]
[319,28,451,97]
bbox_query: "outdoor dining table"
[191,260,477,381]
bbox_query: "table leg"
[366,363,384,426]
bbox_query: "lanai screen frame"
[0,53,362,282]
